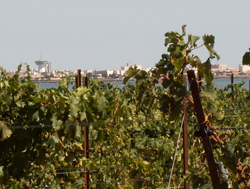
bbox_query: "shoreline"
[32,78,125,84]
[32,76,250,84]
[214,76,250,79]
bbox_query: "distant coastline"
[214,75,250,79]
[32,75,250,84]
[32,78,125,84]
[32,80,61,84]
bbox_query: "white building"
[83,69,93,74]
[107,69,114,76]
[211,64,227,71]
[113,69,121,75]
[239,64,250,72]
[121,64,131,72]
[93,69,107,75]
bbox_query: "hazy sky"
[1,1,250,71]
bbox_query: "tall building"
[35,59,51,73]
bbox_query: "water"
[214,78,250,90]
[36,78,250,90]
[37,83,60,89]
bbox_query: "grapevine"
[0,26,250,189]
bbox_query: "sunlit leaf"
[200,182,212,189]
[0,166,3,178]
[123,67,139,84]
[203,35,220,60]
[69,96,80,117]
[16,99,22,107]
[97,95,106,111]
[0,121,12,141]
[32,96,43,103]
[32,110,40,121]
[188,34,200,47]
[52,134,60,143]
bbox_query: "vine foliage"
[1,26,250,188]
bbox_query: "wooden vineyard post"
[249,80,250,101]
[187,70,220,189]
[75,69,81,88]
[77,69,81,88]
[83,76,89,189]
[249,80,250,94]
[231,74,234,101]
[75,75,78,88]
[75,71,90,188]
[83,76,88,88]
[183,75,189,189]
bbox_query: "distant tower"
[35,59,51,73]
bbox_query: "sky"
[1,1,250,72]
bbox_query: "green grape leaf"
[165,31,179,47]
[123,67,139,84]
[0,166,3,178]
[212,109,224,120]
[4,80,9,87]
[200,182,212,189]
[69,96,80,117]
[31,96,43,103]
[188,55,201,67]
[74,125,81,138]
[51,115,63,131]
[181,25,186,36]
[97,95,106,111]
[177,41,185,46]
[225,139,236,157]
[203,35,215,46]
[165,31,178,39]
[0,121,12,141]
[52,134,60,143]
[203,35,220,60]
[188,34,200,47]
[156,59,167,68]
[242,50,250,65]
[15,99,22,107]
[198,58,214,87]
[171,58,184,71]
[134,70,148,85]
[80,111,87,122]
[14,90,24,101]
[75,142,83,150]
[59,79,68,89]
[164,37,170,47]
[75,87,89,97]
[32,110,40,121]
[35,84,43,92]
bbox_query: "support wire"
[167,100,187,189]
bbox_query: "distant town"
[6,58,250,83]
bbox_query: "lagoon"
[37,78,250,90]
